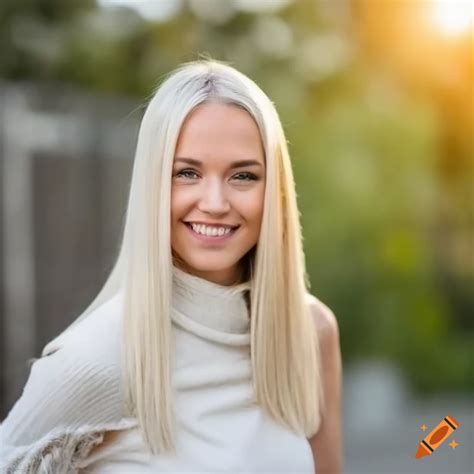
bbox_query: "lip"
[184,222,239,245]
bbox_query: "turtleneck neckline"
[171,265,251,345]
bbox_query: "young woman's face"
[171,102,266,285]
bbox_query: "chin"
[183,256,237,272]
[174,250,242,273]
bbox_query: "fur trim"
[0,418,137,474]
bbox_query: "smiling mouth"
[184,222,240,238]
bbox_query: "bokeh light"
[429,0,474,37]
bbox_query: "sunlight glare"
[430,0,474,37]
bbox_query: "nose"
[197,178,231,215]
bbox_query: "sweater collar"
[171,265,251,337]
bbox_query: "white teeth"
[190,223,233,237]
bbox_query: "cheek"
[170,191,187,222]
[237,189,265,223]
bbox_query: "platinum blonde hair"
[42,58,324,454]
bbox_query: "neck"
[171,264,251,337]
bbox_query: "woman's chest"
[82,362,314,473]
[82,407,314,473]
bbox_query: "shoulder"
[42,291,124,357]
[305,293,339,343]
[305,293,341,372]
[0,292,126,448]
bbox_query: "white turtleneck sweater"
[0,266,315,473]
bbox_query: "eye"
[233,172,258,181]
[175,169,199,179]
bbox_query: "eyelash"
[175,169,258,181]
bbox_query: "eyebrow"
[174,157,263,169]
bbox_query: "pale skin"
[307,296,344,474]
[171,102,265,285]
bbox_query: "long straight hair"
[42,59,324,454]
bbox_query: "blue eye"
[233,172,258,181]
[176,169,199,179]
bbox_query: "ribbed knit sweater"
[0,266,315,473]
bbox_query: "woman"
[0,59,342,473]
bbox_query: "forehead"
[174,102,265,165]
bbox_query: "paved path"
[342,362,473,473]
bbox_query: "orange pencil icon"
[415,415,460,459]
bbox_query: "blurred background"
[0,0,472,472]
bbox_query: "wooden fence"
[0,81,140,418]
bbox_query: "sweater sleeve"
[0,347,122,448]
[0,294,130,472]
